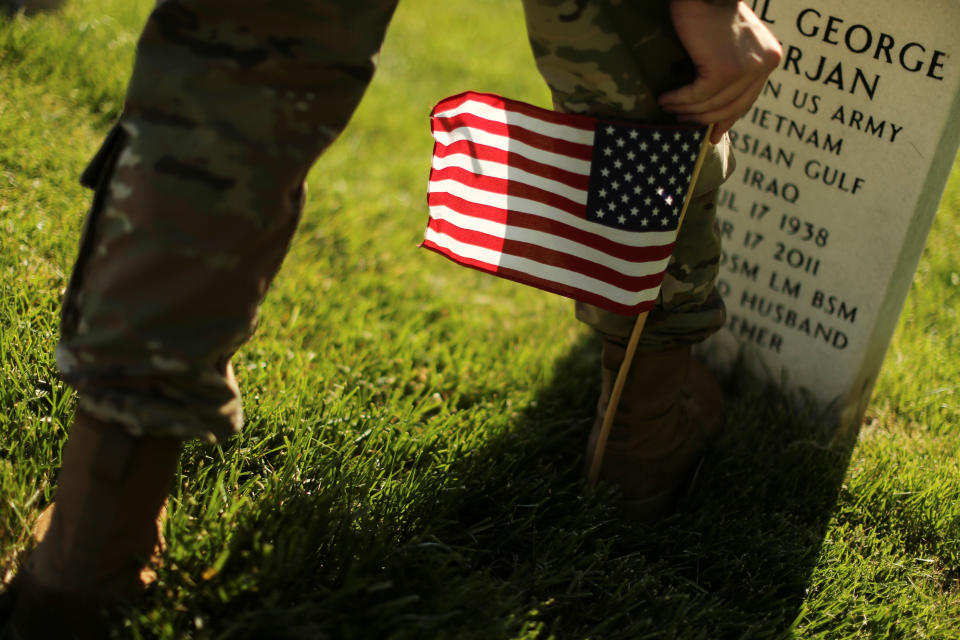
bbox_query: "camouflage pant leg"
[521,0,734,350]
[56,0,400,443]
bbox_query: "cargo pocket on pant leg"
[60,121,128,341]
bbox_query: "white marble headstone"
[699,0,960,427]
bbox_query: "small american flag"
[422,91,708,315]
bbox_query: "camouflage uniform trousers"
[522,0,734,351]
[57,0,733,444]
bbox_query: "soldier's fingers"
[708,115,739,143]
[676,111,736,143]
[673,76,768,140]
[659,73,755,115]
[658,78,716,111]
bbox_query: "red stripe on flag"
[427,192,675,263]
[426,218,666,292]
[420,240,658,316]
[493,266,659,315]
[433,140,591,192]
[429,165,584,218]
[432,113,593,162]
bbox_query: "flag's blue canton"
[585,122,705,232]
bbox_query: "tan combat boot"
[586,341,724,519]
[2,411,181,639]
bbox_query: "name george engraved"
[779,8,950,102]
[795,9,948,81]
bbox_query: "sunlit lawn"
[1,1,958,638]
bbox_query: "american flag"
[422,91,708,315]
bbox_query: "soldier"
[1,0,780,637]
[524,0,778,517]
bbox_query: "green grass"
[2,1,959,638]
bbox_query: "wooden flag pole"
[588,124,716,485]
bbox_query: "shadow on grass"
[141,333,860,640]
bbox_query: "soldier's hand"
[659,0,782,144]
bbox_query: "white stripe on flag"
[427,205,669,278]
[423,226,659,307]
[427,179,676,247]
[430,153,588,205]
[432,127,592,175]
